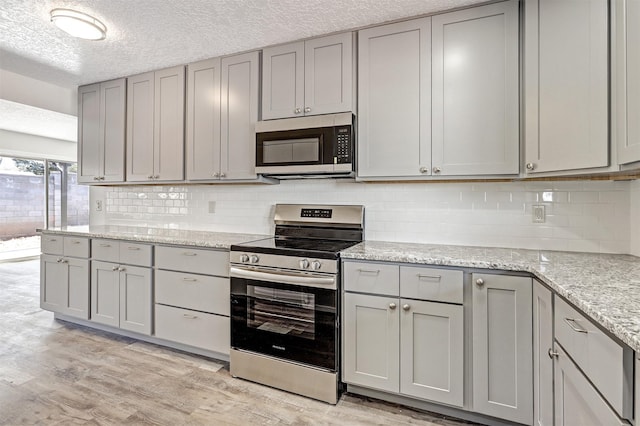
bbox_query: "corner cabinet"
[524,0,609,174]
[186,51,260,181]
[616,0,640,166]
[262,32,354,120]
[126,65,185,182]
[77,79,126,183]
[471,273,533,425]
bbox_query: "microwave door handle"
[230,266,336,289]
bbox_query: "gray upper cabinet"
[358,18,432,178]
[431,1,519,176]
[524,0,609,174]
[472,273,533,425]
[616,0,640,166]
[262,32,354,120]
[126,65,185,182]
[186,51,260,181]
[78,78,126,183]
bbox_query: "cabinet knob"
[148,175,154,179]
[93,176,99,180]
[476,278,485,287]
[402,304,410,311]
[526,162,536,171]
[433,167,441,174]
[220,172,226,178]
[304,107,311,113]
[389,303,397,310]
[213,172,220,178]
[154,175,159,179]
[548,348,559,359]
[294,108,302,114]
[419,166,428,174]
[112,266,119,271]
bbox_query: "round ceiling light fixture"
[50,8,107,40]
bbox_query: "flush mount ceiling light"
[50,8,107,40]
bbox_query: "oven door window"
[231,277,337,371]
[247,285,316,340]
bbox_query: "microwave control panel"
[335,126,352,164]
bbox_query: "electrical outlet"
[532,205,545,223]
[208,201,216,214]
[95,200,103,212]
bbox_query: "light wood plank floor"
[0,259,479,425]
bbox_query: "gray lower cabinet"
[533,281,553,426]
[554,345,627,426]
[91,261,152,335]
[471,273,533,425]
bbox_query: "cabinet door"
[65,258,89,319]
[533,281,553,426]
[100,78,126,182]
[220,51,259,180]
[472,273,533,424]
[343,293,399,393]
[554,345,627,426]
[119,265,152,335]
[432,1,519,176]
[262,41,304,120]
[77,83,101,183]
[154,66,185,181]
[524,0,608,173]
[40,254,68,313]
[617,0,640,165]
[126,72,155,182]
[186,58,222,180]
[304,32,353,116]
[91,261,120,327]
[400,299,463,407]
[358,18,431,178]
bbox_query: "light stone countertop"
[39,225,270,249]
[340,241,640,353]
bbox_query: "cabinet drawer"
[343,261,399,295]
[155,270,229,315]
[92,239,120,262]
[400,266,463,304]
[155,304,230,354]
[554,297,630,417]
[155,246,229,276]
[63,237,89,258]
[41,234,63,255]
[119,242,152,267]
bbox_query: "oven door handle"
[230,267,336,289]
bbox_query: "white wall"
[94,179,632,254]
[0,129,77,162]
[631,180,640,256]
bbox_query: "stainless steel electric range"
[229,204,364,404]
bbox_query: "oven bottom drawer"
[155,304,230,355]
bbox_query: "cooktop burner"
[231,237,361,259]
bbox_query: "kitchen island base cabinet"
[472,273,533,425]
[40,255,89,320]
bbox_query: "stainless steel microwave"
[255,112,354,178]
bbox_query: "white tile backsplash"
[92,179,635,254]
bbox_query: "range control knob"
[240,254,249,263]
[311,260,321,270]
[249,255,259,264]
[300,259,310,269]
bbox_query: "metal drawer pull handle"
[358,269,380,275]
[183,314,198,319]
[417,274,441,281]
[564,318,588,333]
[49,238,57,242]
[70,241,81,245]
[99,243,111,247]
[548,348,559,359]
[183,252,197,256]
[127,247,141,251]
[182,277,198,282]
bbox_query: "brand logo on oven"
[272,345,286,351]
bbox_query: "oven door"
[230,266,337,371]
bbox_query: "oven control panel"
[230,251,338,274]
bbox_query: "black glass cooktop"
[231,237,360,259]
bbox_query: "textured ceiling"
[0,0,488,89]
